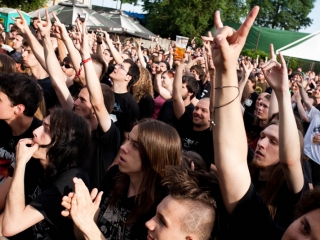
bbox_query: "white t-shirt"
[304,106,320,164]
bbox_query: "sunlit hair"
[42,108,91,177]
[109,119,181,225]
[163,166,219,239]
[132,66,154,103]
[161,70,175,79]
[0,54,17,73]
[250,117,305,221]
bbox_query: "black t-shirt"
[253,174,309,229]
[37,77,59,111]
[196,81,211,100]
[138,94,154,119]
[98,165,163,240]
[82,121,121,190]
[157,99,194,128]
[11,167,89,240]
[217,184,285,240]
[111,92,139,141]
[176,111,214,170]
[243,91,259,115]
[0,117,43,185]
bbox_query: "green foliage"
[0,0,48,12]
[241,49,269,60]
[142,0,247,39]
[247,0,315,31]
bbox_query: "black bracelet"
[97,41,102,44]
[214,86,240,109]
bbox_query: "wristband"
[77,57,91,76]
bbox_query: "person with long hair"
[132,66,154,119]
[2,108,91,239]
[61,119,181,240]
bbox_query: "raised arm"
[52,13,85,86]
[172,60,186,120]
[101,31,122,64]
[262,52,304,194]
[238,60,253,100]
[14,10,47,71]
[298,81,313,112]
[136,38,147,68]
[293,90,309,122]
[213,7,259,214]
[38,10,74,110]
[78,20,111,132]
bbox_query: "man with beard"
[172,60,213,170]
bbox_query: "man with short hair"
[8,33,24,62]
[157,74,199,128]
[146,166,218,240]
[173,61,214,170]
[0,73,43,212]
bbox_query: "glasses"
[60,63,73,69]
[115,64,128,74]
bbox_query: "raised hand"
[261,45,288,92]
[52,12,70,41]
[69,178,103,234]
[241,60,253,79]
[13,9,31,34]
[36,10,51,38]
[212,7,259,70]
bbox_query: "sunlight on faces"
[161,72,173,89]
[109,62,130,82]
[73,88,94,119]
[253,124,280,169]
[282,208,320,240]
[22,47,38,68]
[32,115,51,159]
[145,196,191,240]
[256,98,269,121]
[0,91,16,120]
[118,125,142,176]
[193,99,210,128]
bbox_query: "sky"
[92,0,320,34]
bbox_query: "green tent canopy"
[208,22,309,53]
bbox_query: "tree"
[247,0,315,31]
[142,0,247,39]
[0,0,48,12]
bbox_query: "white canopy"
[276,31,320,62]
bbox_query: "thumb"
[214,34,230,55]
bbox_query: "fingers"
[236,6,259,41]
[90,188,98,200]
[214,10,223,29]
[269,44,276,60]
[45,10,50,24]
[93,191,103,206]
[278,52,286,69]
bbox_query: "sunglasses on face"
[60,63,73,69]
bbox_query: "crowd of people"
[0,6,320,240]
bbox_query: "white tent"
[276,31,320,62]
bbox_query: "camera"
[78,13,87,22]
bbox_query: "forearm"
[238,78,248,101]
[299,87,312,111]
[296,99,309,122]
[172,65,185,119]
[275,90,304,192]
[268,90,279,120]
[3,164,26,228]
[63,38,84,82]
[25,28,47,71]
[43,35,74,110]
[57,38,67,62]
[105,39,122,64]
[83,222,106,240]
[137,48,146,68]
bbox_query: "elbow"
[2,222,18,237]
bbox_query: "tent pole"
[255,29,261,52]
